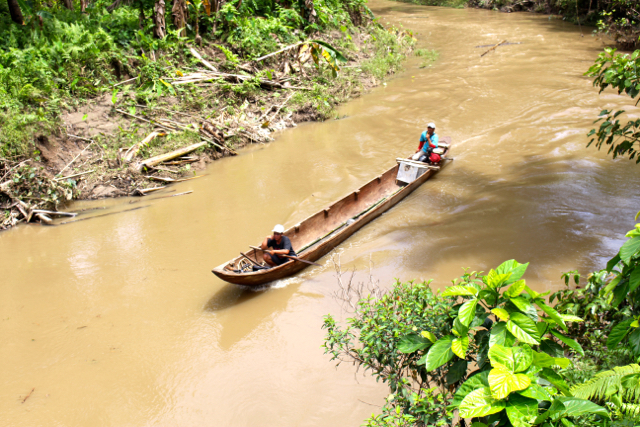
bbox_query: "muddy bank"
[1,27,416,230]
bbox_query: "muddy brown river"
[3,2,640,426]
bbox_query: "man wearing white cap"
[260,224,297,267]
[411,122,439,162]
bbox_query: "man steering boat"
[261,224,297,267]
[412,122,439,163]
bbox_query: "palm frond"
[573,364,640,402]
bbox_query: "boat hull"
[212,142,451,286]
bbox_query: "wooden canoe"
[212,139,452,286]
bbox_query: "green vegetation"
[586,48,640,164]
[324,218,640,427]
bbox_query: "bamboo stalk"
[480,40,507,57]
[54,170,95,181]
[123,131,164,163]
[138,142,207,170]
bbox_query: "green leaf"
[621,237,640,264]
[533,351,557,368]
[446,359,468,385]
[554,396,610,419]
[496,260,529,284]
[630,267,640,293]
[550,330,584,356]
[490,322,515,347]
[506,394,538,427]
[425,336,454,371]
[421,330,437,343]
[470,423,488,427]
[505,280,527,298]
[441,286,478,297]
[540,339,564,357]
[479,289,498,306]
[535,399,565,423]
[489,344,533,372]
[452,371,490,406]
[540,368,572,396]
[536,300,568,331]
[452,336,470,359]
[398,334,431,353]
[82,113,88,121]
[607,318,634,349]
[628,327,640,355]
[510,296,536,316]
[459,387,506,418]
[553,358,572,368]
[453,317,469,337]
[607,254,621,272]
[518,383,553,401]
[492,308,510,321]
[488,364,531,399]
[559,314,584,323]
[459,299,479,327]
[485,270,513,289]
[507,313,542,345]
[612,281,630,308]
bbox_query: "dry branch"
[123,131,164,163]
[480,40,507,57]
[190,47,218,72]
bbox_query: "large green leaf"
[535,299,568,331]
[628,327,640,355]
[612,281,630,308]
[488,364,531,399]
[421,330,437,343]
[540,339,564,358]
[452,371,490,407]
[441,286,478,297]
[607,254,621,272]
[535,399,566,424]
[620,237,640,264]
[490,322,516,347]
[630,267,640,293]
[550,330,584,356]
[505,280,527,298]
[459,387,506,418]
[489,344,533,373]
[553,396,610,419]
[425,336,454,371]
[452,336,470,359]
[398,333,431,353]
[505,394,538,427]
[507,313,542,345]
[459,299,479,327]
[607,318,634,349]
[496,260,529,284]
[453,317,469,337]
[518,383,553,401]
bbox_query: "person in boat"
[261,224,297,267]
[412,122,439,162]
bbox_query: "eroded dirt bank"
[1,26,416,229]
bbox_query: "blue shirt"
[420,131,438,153]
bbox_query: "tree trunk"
[7,0,24,24]
[303,0,316,24]
[80,0,87,12]
[62,0,73,9]
[171,0,187,37]
[153,0,166,38]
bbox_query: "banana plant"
[400,260,610,426]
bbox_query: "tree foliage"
[586,48,640,163]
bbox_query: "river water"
[2,3,640,426]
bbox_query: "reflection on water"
[2,2,640,426]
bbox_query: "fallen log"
[190,47,218,72]
[145,175,204,183]
[36,213,53,225]
[31,209,77,217]
[132,186,166,196]
[137,142,207,170]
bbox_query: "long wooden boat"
[212,139,452,286]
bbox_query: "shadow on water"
[389,152,640,281]
[203,284,264,312]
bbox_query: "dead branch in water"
[480,40,507,57]
[21,388,34,404]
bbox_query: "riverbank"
[1,20,417,229]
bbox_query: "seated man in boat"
[411,122,439,162]
[261,224,297,267]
